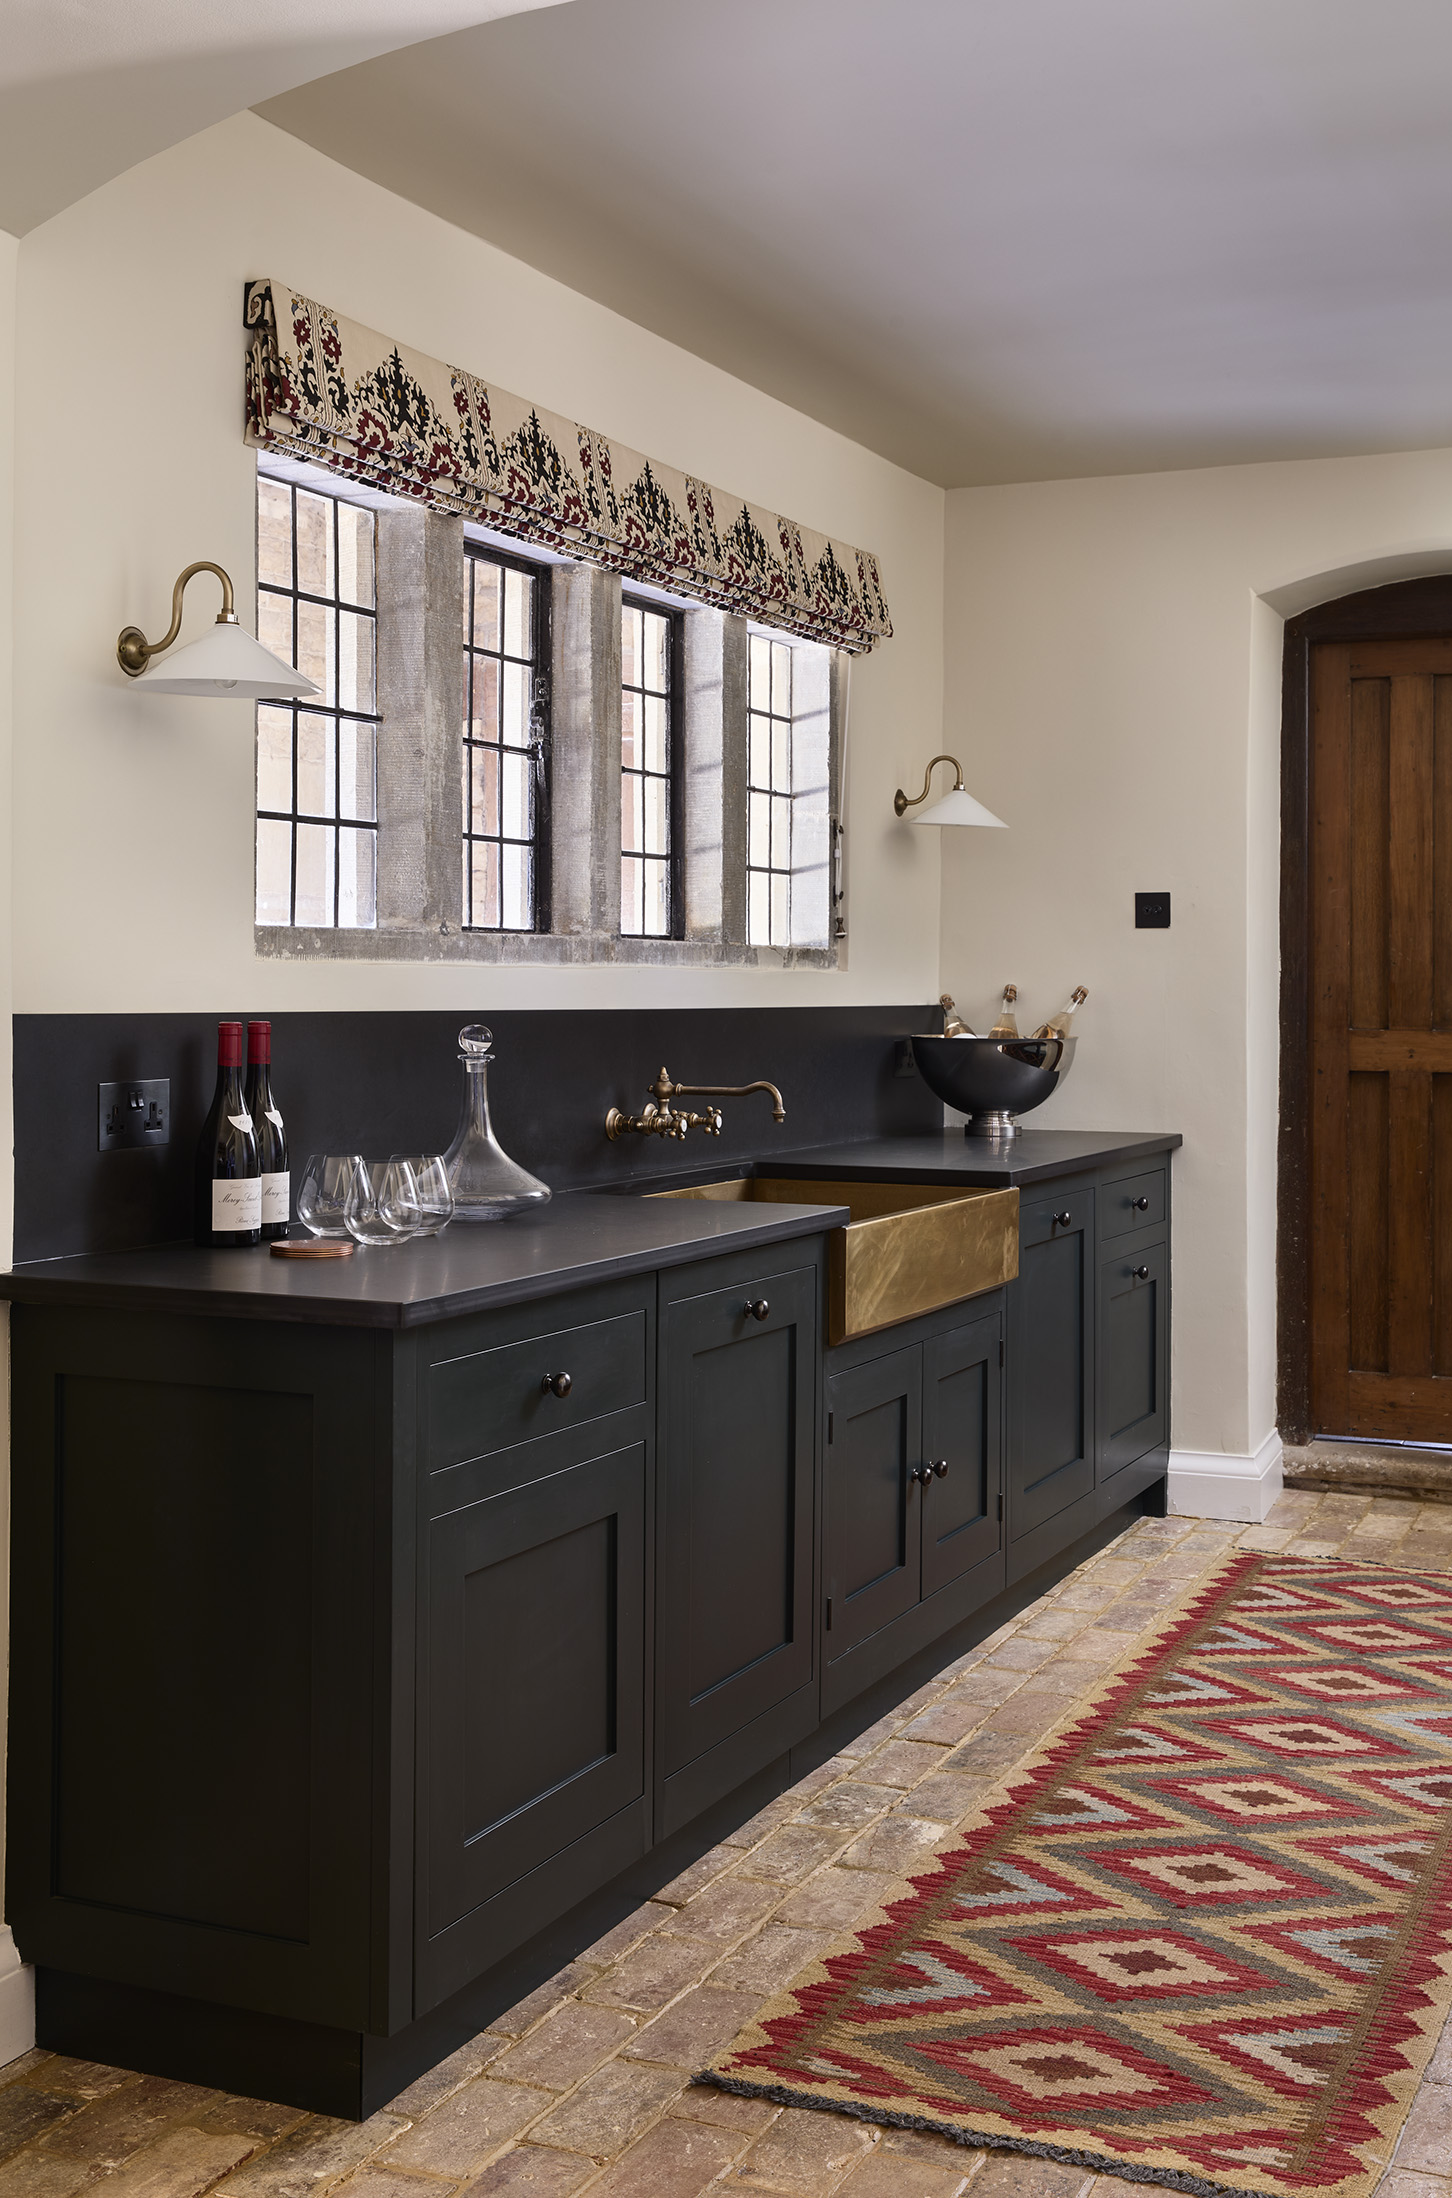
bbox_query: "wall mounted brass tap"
[605,1066,786,1143]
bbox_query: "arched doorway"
[1280,574,1452,1442]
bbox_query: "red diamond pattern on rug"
[702,1554,1452,2198]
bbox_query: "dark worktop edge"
[0,1203,850,1329]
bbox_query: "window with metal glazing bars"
[620,596,681,936]
[747,633,798,947]
[255,473,379,927]
[463,546,550,931]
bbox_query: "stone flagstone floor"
[3,1488,1451,2198]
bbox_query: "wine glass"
[391,1155,454,1236]
[297,1154,364,1238]
[345,1160,423,1247]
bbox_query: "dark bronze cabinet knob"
[1053,1210,1072,1228]
[541,1371,572,1397]
[910,1463,933,1485]
[931,1459,949,1478]
[1134,1265,1150,1281]
[1130,1195,1150,1211]
[744,1298,770,1321]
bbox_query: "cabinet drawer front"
[424,1443,646,1944]
[428,1309,647,1470]
[1020,1186,1093,1250]
[1100,1167,1166,1241]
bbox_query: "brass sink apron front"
[650,1178,1019,1344]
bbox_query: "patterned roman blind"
[244,280,891,655]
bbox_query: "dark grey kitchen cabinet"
[921,1314,1004,1595]
[823,1343,922,1656]
[823,1302,1004,1714]
[1098,1221,1168,1484]
[1007,1187,1094,1544]
[420,1437,647,2009]
[415,1275,657,2011]
[655,1247,821,1835]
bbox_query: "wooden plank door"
[1310,635,1452,1438]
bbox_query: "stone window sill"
[254,925,844,970]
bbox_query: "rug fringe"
[690,2070,1331,2198]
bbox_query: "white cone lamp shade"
[118,559,320,700]
[914,785,1007,829]
[894,753,1007,829]
[133,619,319,698]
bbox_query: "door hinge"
[827,1411,834,1444]
[997,1490,1003,1520]
[825,1595,833,1631]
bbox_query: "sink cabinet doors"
[823,1304,1004,1713]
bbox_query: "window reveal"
[255,474,379,928]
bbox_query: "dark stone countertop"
[753,1128,1182,1187]
[0,1193,850,1329]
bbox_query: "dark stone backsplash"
[13,1006,943,1262]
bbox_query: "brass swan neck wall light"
[894,753,1006,830]
[117,562,319,698]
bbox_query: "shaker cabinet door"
[921,1313,1002,1597]
[1008,1190,1094,1538]
[657,1266,817,1785]
[824,1344,922,1659]
[424,1443,646,1943]
[1097,1239,1168,1479]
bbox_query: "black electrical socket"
[98,1078,170,1151]
[1135,892,1171,929]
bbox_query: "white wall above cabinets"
[9,113,944,1016]
[939,442,1452,1491]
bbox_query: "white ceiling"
[0,0,564,237]
[255,0,1452,487]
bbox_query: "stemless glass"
[297,1153,364,1238]
[392,1155,454,1237]
[345,1159,423,1247]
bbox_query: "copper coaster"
[270,1239,355,1259]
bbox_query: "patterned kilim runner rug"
[699,1554,1452,2198]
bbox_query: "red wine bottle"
[195,1020,261,1248]
[245,1020,289,1242]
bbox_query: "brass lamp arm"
[117,561,237,677]
[894,753,964,817]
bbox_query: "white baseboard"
[0,1928,33,2067]
[1168,1430,1284,1523]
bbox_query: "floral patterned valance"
[244,280,891,654]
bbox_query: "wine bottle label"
[261,1171,290,1225]
[227,1110,253,1133]
[266,1107,284,1129]
[212,1178,262,1232]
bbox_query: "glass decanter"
[443,1025,552,1220]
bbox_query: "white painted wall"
[941,447,1452,1509]
[10,112,944,1017]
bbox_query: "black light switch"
[1135,892,1171,929]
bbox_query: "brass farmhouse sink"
[649,1177,1019,1344]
